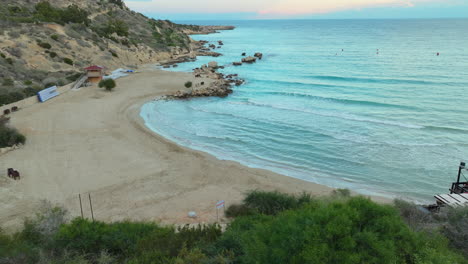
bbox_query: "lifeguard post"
[84,65,105,83]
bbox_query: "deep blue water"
[141,19,468,202]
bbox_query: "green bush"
[49,51,57,58]
[225,204,255,218]
[0,92,25,105]
[6,57,14,64]
[66,72,82,82]
[102,19,129,37]
[243,190,313,215]
[109,0,125,8]
[23,80,33,85]
[33,2,89,25]
[63,58,73,65]
[50,34,59,41]
[0,125,26,147]
[220,197,467,264]
[37,41,51,49]
[110,50,118,58]
[2,78,14,86]
[184,81,193,88]
[98,79,116,91]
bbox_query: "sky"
[124,0,468,20]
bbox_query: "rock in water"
[208,61,218,68]
[233,62,242,66]
[242,56,257,63]
[254,52,263,59]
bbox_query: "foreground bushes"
[226,190,314,217]
[220,197,465,264]
[0,193,466,264]
[0,117,26,147]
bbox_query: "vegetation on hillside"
[0,191,466,264]
[0,116,26,147]
[0,0,201,105]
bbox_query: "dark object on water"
[242,52,246,56]
[4,109,10,115]
[11,106,18,112]
[437,52,440,56]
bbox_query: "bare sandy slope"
[0,67,381,231]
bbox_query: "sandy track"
[0,68,337,231]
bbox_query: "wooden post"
[78,194,83,218]
[88,193,94,222]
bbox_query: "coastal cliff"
[0,0,233,105]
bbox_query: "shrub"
[49,51,57,58]
[109,0,125,8]
[220,197,467,264]
[98,79,116,91]
[225,204,255,218]
[50,34,59,41]
[34,2,89,25]
[103,19,129,37]
[62,4,89,25]
[439,207,468,258]
[6,57,14,64]
[37,41,51,49]
[109,50,118,58]
[2,78,14,86]
[184,81,193,88]
[23,80,33,85]
[242,190,313,215]
[0,52,5,58]
[0,125,26,147]
[66,72,82,82]
[63,58,73,65]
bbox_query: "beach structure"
[84,65,105,83]
[434,162,468,208]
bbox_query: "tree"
[184,81,192,88]
[99,79,116,91]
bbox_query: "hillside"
[0,0,219,105]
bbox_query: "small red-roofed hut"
[84,65,105,83]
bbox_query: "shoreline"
[0,67,389,232]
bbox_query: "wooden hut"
[84,65,105,83]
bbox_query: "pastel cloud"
[124,0,447,17]
[259,0,416,15]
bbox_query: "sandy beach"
[0,66,386,231]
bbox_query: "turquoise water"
[141,19,468,202]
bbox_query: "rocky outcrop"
[208,61,218,68]
[233,62,242,66]
[183,26,236,35]
[242,56,257,63]
[172,80,233,98]
[171,60,244,99]
[254,52,263,59]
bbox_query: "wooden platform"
[434,193,468,208]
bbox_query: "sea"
[141,19,468,202]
